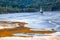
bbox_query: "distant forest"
[0,0,60,13]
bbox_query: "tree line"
[0,0,60,13]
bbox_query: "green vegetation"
[0,0,60,13]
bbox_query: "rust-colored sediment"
[0,21,56,37]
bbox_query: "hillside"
[0,0,60,13]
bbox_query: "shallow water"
[0,12,60,29]
[0,11,60,36]
[13,33,51,37]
